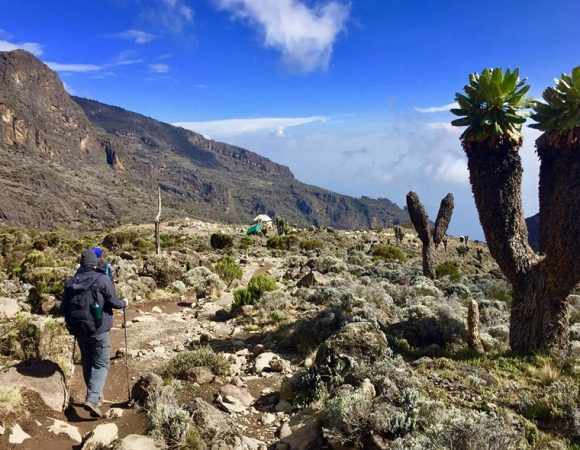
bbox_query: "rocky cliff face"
[0,50,407,230]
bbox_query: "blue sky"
[2,0,579,238]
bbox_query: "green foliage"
[451,68,531,142]
[372,244,406,262]
[299,239,324,251]
[0,314,39,359]
[102,230,140,250]
[531,66,580,134]
[213,255,242,285]
[435,261,461,282]
[0,386,23,418]
[232,273,277,308]
[486,282,512,304]
[164,346,230,379]
[267,234,299,250]
[210,232,233,250]
[239,236,253,250]
[147,384,193,448]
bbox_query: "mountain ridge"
[0,49,408,230]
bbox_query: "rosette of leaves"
[530,66,580,140]
[451,68,530,143]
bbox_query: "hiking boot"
[84,400,102,418]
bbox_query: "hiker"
[61,249,126,417]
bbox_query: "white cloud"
[173,116,327,138]
[424,152,469,184]
[214,0,350,73]
[111,29,155,44]
[415,102,458,113]
[0,39,43,56]
[425,122,460,133]
[46,62,102,72]
[148,63,170,73]
[142,0,194,34]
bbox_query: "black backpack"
[63,274,104,336]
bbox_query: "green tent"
[246,223,263,235]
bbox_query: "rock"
[131,372,163,405]
[253,344,266,356]
[173,341,185,352]
[132,315,157,323]
[48,419,82,443]
[296,271,328,288]
[0,424,4,435]
[279,409,322,450]
[280,374,301,401]
[148,340,162,346]
[216,393,247,414]
[82,423,118,450]
[119,251,135,260]
[106,407,124,419]
[9,424,31,444]
[315,322,390,381]
[112,434,167,449]
[151,306,163,314]
[186,366,214,384]
[218,384,254,407]
[254,352,289,373]
[279,422,292,439]
[0,360,65,411]
[0,296,20,319]
[153,346,166,354]
[275,399,293,414]
[261,412,276,425]
[171,280,187,294]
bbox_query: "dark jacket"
[61,267,125,336]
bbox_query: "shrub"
[435,261,461,282]
[372,244,406,262]
[102,230,140,250]
[267,235,299,250]
[147,384,195,448]
[324,387,373,447]
[0,386,23,418]
[239,236,253,250]
[232,273,277,308]
[210,232,233,250]
[213,256,242,285]
[485,281,512,304]
[164,346,230,379]
[141,256,182,288]
[300,239,324,251]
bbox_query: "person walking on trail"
[61,249,126,417]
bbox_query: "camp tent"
[246,223,263,235]
[253,214,273,228]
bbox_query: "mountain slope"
[0,50,407,230]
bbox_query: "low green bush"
[300,239,324,251]
[102,230,140,250]
[372,244,406,262]
[213,256,242,285]
[164,346,230,379]
[232,273,277,308]
[267,235,299,250]
[210,232,234,250]
[486,282,512,304]
[239,236,253,250]
[435,261,461,282]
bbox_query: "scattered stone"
[106,407,124,419]
[254,352,286,373]
[153,346,166,354]
[261,412,276,425]
[48,419,82,443]
[148,340,162,347]
[151,306,163,314]
[253,344,266,356]
[0,424,4,435]
[112,434,167,449]
[186,366,214,384]
[0,360,65,411]
[216,393,247,414]
[9,424,30,444]
[132,315,157,323]
[119,251,135,260]
[278,409,321,450]
[81,423,118,450]
[218,384,254,407]
[0,296,20,319]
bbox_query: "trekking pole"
[122,305,132,404]
[63,337,76,411]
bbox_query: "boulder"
[183,267,225,299]
[0,360,65,411]
[218,384,254,407]
[141,255,181,288]
[278,409,322,450]
[315,322,390,381]
[8,424,31,444]
[131,372,163,405]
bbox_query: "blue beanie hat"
[92,247,103,258]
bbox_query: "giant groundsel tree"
[452,67,580,355]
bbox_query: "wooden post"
[155,186,161,255]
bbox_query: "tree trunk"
[155,186,161,255]
[510,266,570,355]
[422,244,435,279]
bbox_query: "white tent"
[253,214,273,226]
